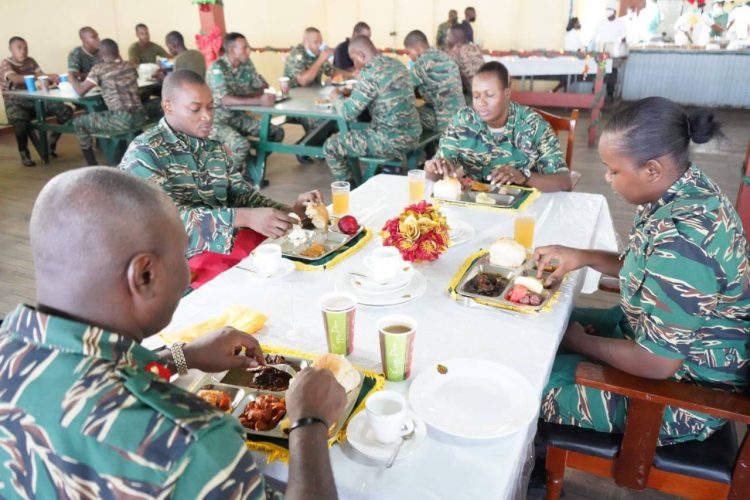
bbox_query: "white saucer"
[350,265,414,293]
[347,410,426,462]
[337,270,426,307]
[236,258,295,279]
[448,218,475,247]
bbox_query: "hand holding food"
[237,207,294,239]
[424,157,459,181]
[533,245,588,287]
[286,365,347,428]
[488,165,527,186]
[183,326,266,373]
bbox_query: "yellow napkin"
[159,305,267,344]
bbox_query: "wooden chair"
[542,363,750,500]
[534,108,579,189]
[734,139,750,233]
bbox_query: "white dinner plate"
[336,270,426,307]
[408,359,537,440]
[235,258,295,279]
[347,410,426,462]
[448,218,475,247]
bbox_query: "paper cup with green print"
[319,292,357,355]
[377,315,417,382]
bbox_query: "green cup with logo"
[319,292,357,355]
[377,314,417,382]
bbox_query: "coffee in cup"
[377,314,417,382]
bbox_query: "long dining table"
[147,174,619,499]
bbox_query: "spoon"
[385,425,416,468]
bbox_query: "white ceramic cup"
[363,246,402,283]
[365,390,412,444]
[253,244,282,276]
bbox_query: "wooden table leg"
[545,446,568,500]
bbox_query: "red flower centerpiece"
[380,201,449,262]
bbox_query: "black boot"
[19,149,36,167]
[295,155,313,165]
[49,132,61,158]
[81,147,98,166]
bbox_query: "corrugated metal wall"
[621,50,750,108]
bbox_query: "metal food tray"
[267,225,363,262]
[185,354,364,440]
[455,256,558,312]
[434,190,516,207]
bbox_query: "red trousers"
[187,229,266,288]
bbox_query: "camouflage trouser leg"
[540,306,630,434]
[212,114,285,169]
[323,129,408,181]
[73,110,146,149]
[288,116,324,136]
[418,105,438,132]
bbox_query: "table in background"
[2,79,159,163]
[484,54,613,146]
[149,175,618,499]
[230,86,351,186]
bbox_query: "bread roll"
[433,177,462,200]
[305,203,329,230]
[489,237,527,268]
[312,353,361,393]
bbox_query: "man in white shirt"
[564,17,584,52]
[591,5,626,99]
[728,1,750,41]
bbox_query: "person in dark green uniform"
[534,96,750,446]
[206,32,284,179]
[425,61,571,192]
[0,166,346,499]
[67,26,101,82]
[435,9,458,49]
[165,30,206,76]
[323,35,421,181]
[2,37,73,166]
[128,23,168,65]
[403,29,464,132]
[70,39,146,165]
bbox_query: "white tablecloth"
[150,175,618,499]
[484,55,613,77]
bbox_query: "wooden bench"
[91,121,158,165]
[353,129,442,184]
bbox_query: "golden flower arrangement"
[380,201,449,262]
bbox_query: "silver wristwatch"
[169,342,189,376]
[520,167,531,185]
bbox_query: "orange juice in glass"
[331,181,350,216]
[514,216,535,249]
[408,170,426,202]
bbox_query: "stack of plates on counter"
[336,264,427,307]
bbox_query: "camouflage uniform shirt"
[0,304,265,499]
[283,44,334,88]
[447,43,485,99]
[435,21,455,49]
[333,55,421,142]
[437,103,568,180]
[1,57,41,105]
[86,60,143,112]
[67,46,101,76]
[621,164,750,395]
[119,118,287,257]
[410,47,464,131]
[206,55,268,124]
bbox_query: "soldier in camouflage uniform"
[403,30,464,132]
[120,69,321,258]
[206,32,284,178]
[1,37,73,166]
[535,97,750,446]
[426,62,571,192]
[446,25,485,105]
[67,26,101,81]
[0,166,345,498]
[435,9,458,49]
[283,27,338,163]
[323,36,421,181]
[69,39,146,165]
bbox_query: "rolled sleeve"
[336,77,375,121]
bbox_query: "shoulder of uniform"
[454,106,480,125]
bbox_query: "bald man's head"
[303,27,323,55]
[161,69,214,138]
[31,168,190,340]
[447,25,467,48]
[348,35,377,70]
